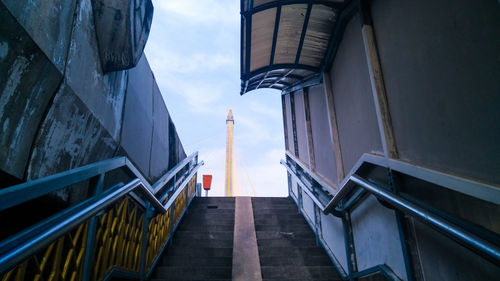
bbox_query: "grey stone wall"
[0,0,186,199]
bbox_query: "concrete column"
[323,72,345,183]
[361,24,398,159]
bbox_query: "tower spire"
[225,109,234,196]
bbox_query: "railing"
[281,152,500,281]
[0,152,203,281]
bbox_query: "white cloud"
[156,0,239,24]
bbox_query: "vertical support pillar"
[342,211,357,277]
[289,93,300,157]
[322,72,345,183]
[360,0,398,159]
[314,202,323,247]
[303,88,316,170]
[140,203,153,279]
[82,173,104,281]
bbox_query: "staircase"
[252,197,340,281]
[151,197,235,280]
[151,196,340,280]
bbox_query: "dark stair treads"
[151,197,234,280]
[165,245,233,258]
[261,265,340,280]
[252,197,340,281]
[152,266,232,280]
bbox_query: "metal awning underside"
[240,0,347,95]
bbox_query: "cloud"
[146,47,236,76]
[156,0,239,24]
[249,101,283,120]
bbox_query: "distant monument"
[225,109,234,196]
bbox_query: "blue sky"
[144,0,287,196]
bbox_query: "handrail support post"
[82,173,105,281]
[140,203,153,280]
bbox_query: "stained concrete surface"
[293,90,310,165]
[0,0,186,200]
[150,80,170,181]
[26,83,117,202]
[283,94,295,155]
[321,212,348,271]
[308,84,338,185]
[413,219,500,281]
[371,0,500,185]
[2,0,77,73]
[0,3,62,179]
[64,0,126,141]
[91,0,153,72]
[328,13,383,174]
[350,195,407,280]
[120,55,154,178]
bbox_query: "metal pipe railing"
[0,152,203,279]
[350,175,500,266]
[281,157,500,267]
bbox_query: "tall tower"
[225,109,234,196]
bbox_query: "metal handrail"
[280,157,500,267]
[0,152,203,278]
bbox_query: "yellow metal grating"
[1,221,89,281]
[91,196,145,281]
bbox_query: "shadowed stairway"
[151,196,340,280]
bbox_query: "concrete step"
[177,223,234,232]
[255,223,311,232]
[181,212,234,221]
[152,266,232,280]
[260,255,332,266]
[253,208,300,215]
[192,197,235,204]
[172,238,233,248]
[251,197,293,204]
[190,202,235,210]
[256,230,315,240]
[258,246,327,257]
[261,265,340,280]
[257,238,317,248]
[174,230,234,240]
[253,213,304,221]
[160,256,232,267]
[179,218,235,226]
[165,246,233,258]
[254,217,307,225]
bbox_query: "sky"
[144,0,288,197]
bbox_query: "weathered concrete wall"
[2,0,77,73]
[0,0,186,199]
[371,0,500,185]
[412,219,500,281]
[0,3,62,179]
[320,212,347,271]
[301,188,315,223]
[283,94,295,155]
[292,90,310,165]
[328,13,383,175]
[120,54,154,177]
[351,196,407,280]
[308,84,337,185]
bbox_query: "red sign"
[202,175,212,190]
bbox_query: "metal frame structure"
[281,152,500,281]
[240,0,355,95]
[0,152,203,281]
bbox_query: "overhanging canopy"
[240,0,347,95]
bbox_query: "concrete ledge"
[233,197,262,281]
